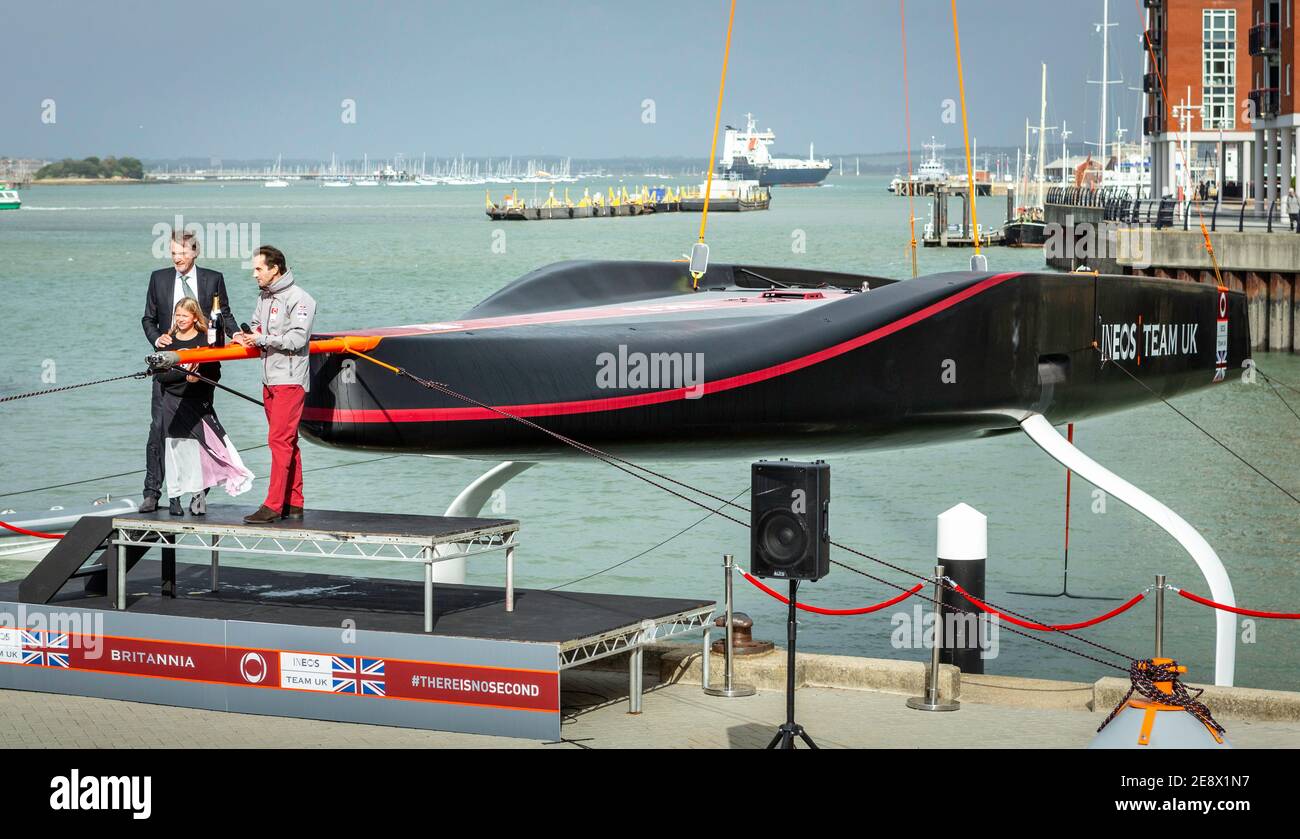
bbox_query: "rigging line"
[949,0,981,253]
[300,454,404,476]
[547,486,750,592]
[342,346,1139,662]
[343,348,1139,666]
[695,0,738,257]
[0,371,149,404]
[1255,367,1300,397]
[823,558,1131,671]
[1105,354,1300,505]
[900,0,919,277]
[410,373,1139,658]
[85,453,402,502]
[1265,379,1300,423]
[0,444,271,500]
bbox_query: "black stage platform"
[110,506,519,538]
[0,507,715,740]
[1,560,712,645]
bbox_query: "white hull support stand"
[432,461,536,584]
[1019,414,1236,686]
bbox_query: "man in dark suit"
[139,230,238,512]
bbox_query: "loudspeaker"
[750,459,830,581]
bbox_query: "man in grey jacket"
[233,245,317,524]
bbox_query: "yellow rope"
[950,0,981,254]
[345,346,401,376]
[692,0,737,288]
[900,0,918,277]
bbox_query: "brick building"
[1248,0,1297,209]
[1143,0,1257,198]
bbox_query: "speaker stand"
[766,579,819,750]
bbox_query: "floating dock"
[486,183,770,220]
[0,507,713,740]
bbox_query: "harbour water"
[1,178,1296,690]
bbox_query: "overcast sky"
[1,0,1151,161]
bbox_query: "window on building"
[1202,9,1236,130]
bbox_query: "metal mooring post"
[704,554,754,698]
[908,564,960,712]
[1155,573,1166,659]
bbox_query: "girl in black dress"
[157,298,254,515]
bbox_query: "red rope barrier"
[1177,589,1300,620]
[0,520,64,540]
[739,571,923,615]
[953,584,1145,631]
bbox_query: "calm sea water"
[1,178,1297,689]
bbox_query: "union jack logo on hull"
[22,631,70,668]
[331,656,385,696]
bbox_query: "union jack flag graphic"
[331,656,385,696]
[22,631,70,668]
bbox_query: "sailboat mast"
[1036,64,1048,206]
[1099,0,1109,166]
[1023,119,1031,197]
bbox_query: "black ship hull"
[724,160,831,187]
[301,260,1251,461]
[1002,220,1049,247]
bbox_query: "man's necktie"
[181,274,197,301]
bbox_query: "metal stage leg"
[701,627,711,688]
[628,646,643,714]
[210,534,220,592]
[1019,414,1237,686]
[505,543,515,612]
[423,552,434,633]
[432,460,536,585]
[115,536,126,610]
[161,534,176,598]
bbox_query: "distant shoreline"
[29,177,145,186]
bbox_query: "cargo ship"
[720,113,832,187]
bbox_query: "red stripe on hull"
[304,273,1021,424]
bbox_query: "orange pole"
[163,335,382,365]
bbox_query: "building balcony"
[1249,88,1280,120]
[1249,22,1280,56]
[1143,114,1164,136]
[1142,0,1162,8]
[1143,72,1162,95]
[1141,30,1162,52]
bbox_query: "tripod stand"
[766,578,818,749]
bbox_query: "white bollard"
[937,503,987,675]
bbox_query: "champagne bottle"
[209,294,220,346]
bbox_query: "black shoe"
[139,495,159,513]
[168,497,184,516]
[190,489,208,516]
[284,505,304,520]
[243,505,282,524]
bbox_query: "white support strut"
[1019,414,1236,686]
[433,461,536,584]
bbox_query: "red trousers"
[262,384,305,510]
